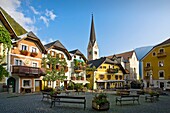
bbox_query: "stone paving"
[0,91,170,113]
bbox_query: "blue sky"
[1,0,170,57]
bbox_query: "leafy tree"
[0,25,11,81]
[42,54,67,88]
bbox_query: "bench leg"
[50,101,53,108]
[84,100,86,110]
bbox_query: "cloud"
[40,16,49,27]
[45,9,56,20]
[0,0,37,33]
[42,38,55,45]
[30,6,40,15]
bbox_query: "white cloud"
[30,6,40,15]
[40,16,49,27]
[45,9,56,20]
[0,0,37,34]
[42,38,55,45]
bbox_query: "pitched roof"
[89,14,96,46]
[0,10,18,39]
[17,31,46,53]
[155,38,170,47]
[87,57,127,74]
[135,46,153,61]
[44,40,71,60]
[69,49,87,62]
[107,50,134,62]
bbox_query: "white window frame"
[158,61,164,67]
[22,79,32,87]
[158,70,165,79]
[146,62,151,67]
[30,46,38,53]
[14,58,23,65]
[152,52,156,56]
[159,48,165,53]
[20,43,28,51]
[32,61,38,67]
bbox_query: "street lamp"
[149,70,153,87]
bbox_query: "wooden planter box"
[92,101,110,111]
[20,50,29,56]
[30,52,38,57]
[71,77,76,80]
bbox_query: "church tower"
[87,14,99,61]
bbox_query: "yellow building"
[86,57,126,90]
[142,38,170,90]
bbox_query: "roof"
[17,31,46,53]
[155,38,170,47]
[135,46,153,61]
[0,10,18,39]
[107,50,134,62]
[87,57,127,74]
[44,40,71,60]
[69,49,87,62]
[89,14,96,46]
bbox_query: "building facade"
[87,57,126,90]
[142,38,170,90]
[9,31,46,93]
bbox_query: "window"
[79,56,81,59]
[23,80,31,87]
[32,62,38,67]
[86,74,91,78]
[74,55,76,58]
[103,66,106,69]
[32,47,37,53]
[15,59,23,65]
[159,48,164,53]
[119,75,122,80]
[146,63,151,67]
[107,75,111,80]
[51,51,55,56]
[99,66,102,69]
[94,51,97,55]
[99,75,104,80]
[21,45,27,50]
[115,75,118,80]
[153,52,156,56]
[159,71,164,78]
[159,61,164,67]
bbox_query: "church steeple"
[90,14,96,46]
[87,14,99,61]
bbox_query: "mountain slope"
[0,7,27,36]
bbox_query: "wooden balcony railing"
[157,52,167,58]
[107,68,118,73]
[144,66,153,71]
[11,65,46,77]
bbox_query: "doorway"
[7,77,16,92]
[160,82,164,89]
[35,80,41,92]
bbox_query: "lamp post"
[149,70,153,87]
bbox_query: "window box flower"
[20,50,29,56]
[30,52,38,57]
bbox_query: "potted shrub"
[20,50,29,56]
[92,93,110,111]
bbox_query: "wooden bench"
[41,91,51,101]
[50,95,86,110]
[116,95,140,105]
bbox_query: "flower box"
[20,50,29,56]
[30,52,38,57]
[71,76,76,80]
[92,101,110,111]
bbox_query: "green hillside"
[0,7,27,36]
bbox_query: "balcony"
[74,66,85,73]
[12,66,46,77]
[107,68,118,73]
[157,52,167,58]
[144,66,153,71]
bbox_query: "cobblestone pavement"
[0,91,170,113]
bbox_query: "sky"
[1,0,170,57]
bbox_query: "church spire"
[89,14,96,46]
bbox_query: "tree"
[0,25,11,81]
[86,65,96,90]
[42,54,67,89]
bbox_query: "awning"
[96,80,125,83]
[71,80,90,84]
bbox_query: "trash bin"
[8,85,13,93]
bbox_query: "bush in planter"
[74,83,83,91]
[67,82,74,90]
[92,93,110,111]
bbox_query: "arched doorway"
[7,77,16,92]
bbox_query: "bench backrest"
[121,95,139,98]
[51,95,85,99]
